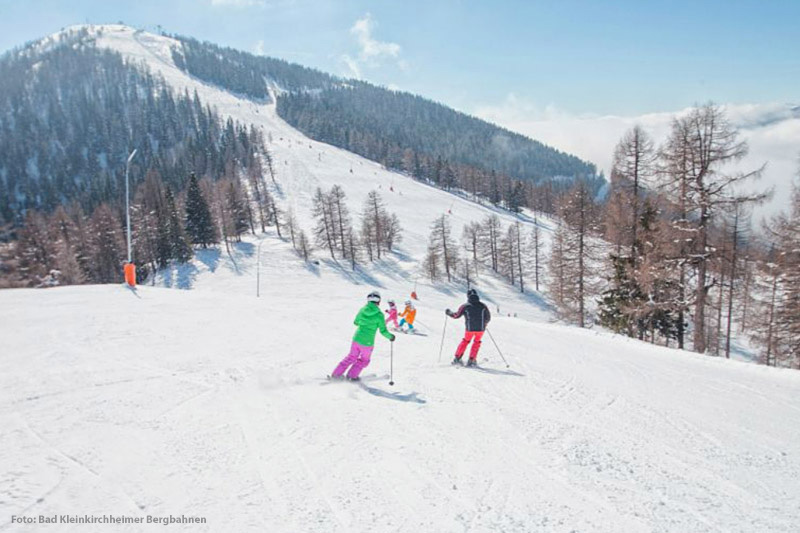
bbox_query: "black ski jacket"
[447,294,491,332]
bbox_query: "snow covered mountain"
[2,25,800,533]
[0,24,597,224]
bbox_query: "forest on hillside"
[277,86,596,185]
[167,34,597,187]
[0,29,266,228]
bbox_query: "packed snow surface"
[2,285,800,533]
[2,26,799,532]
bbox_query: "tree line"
[5,163,282,287]
[277,86,596,185]
[284,186,402,270]
[420,103,799,369]
[171,35,341,100]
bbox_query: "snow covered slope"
[80,24,553,322]
[2,285,800,532]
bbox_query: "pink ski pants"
[332,341,375,379]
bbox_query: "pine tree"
[548,220,569,315]
[424,243,440,281]
[659,104,767,353]
[131,172,164,277]
[49,206,86,285]
[507,181,526,213]
[478,214,501,272]
[262,187,283,239]
[164,187,192,263]
[264,147,277,185]
[363,191,387,259]
[610,125,656,265]
[329,185,353,259]
[297,229,311,262]
[361,216,375,262]
[512,221,525,292]
[17,211,57,281]
[226,181,250,242]
[428,214,458,282]
[547,180,603,327]
[499,223,524,291]
[285,208,299,249]
[529,216,542,291]
[767,183,800,367]
[488,170,501,206]
[88,204,125,283]
[598,256,644,335]
[751,246,782,366]
[383,212,402,252]
[312,187,337,259]
[184,173,217,247]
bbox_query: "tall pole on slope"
[124,149,138,287]
[125,149,137,263]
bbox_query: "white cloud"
[210,0,267,7]
[351,13,400,62]
[474,95,800,220]
[340,13,403,79]
[340,54,361,79]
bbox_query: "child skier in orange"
[398,300,417,333]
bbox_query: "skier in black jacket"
[446,288,491,366]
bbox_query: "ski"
[321,373,385,385]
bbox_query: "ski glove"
[389,334,396,342]
[445,309,452,317]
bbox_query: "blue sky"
[1,0,798,117]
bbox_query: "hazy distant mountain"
[476,100,800,218]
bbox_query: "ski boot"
[451,357,464,366]
[466,359,478,368]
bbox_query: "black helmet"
[367,291,381,303]
[467,288,478,299]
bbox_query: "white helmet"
[367,291,381,303]
[405,300,412,306]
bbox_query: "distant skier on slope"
[385,300,399,330]
[446,288,491,367]
[331,291,395,381]
[398,300,417,333]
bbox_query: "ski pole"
[486,328,510,368]
[389,341,395,386]
[438,315,448,363]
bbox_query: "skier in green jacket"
[331,291,396,380]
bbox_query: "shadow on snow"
[358,382,427,404]
[471,366,524,377]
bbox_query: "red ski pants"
[455,331,484,361]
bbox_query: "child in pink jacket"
[385,300,399,329]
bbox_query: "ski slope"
[2,285,800,533]
[2,25,799,532]
[88,24,542,258]
[80,23,553,322]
